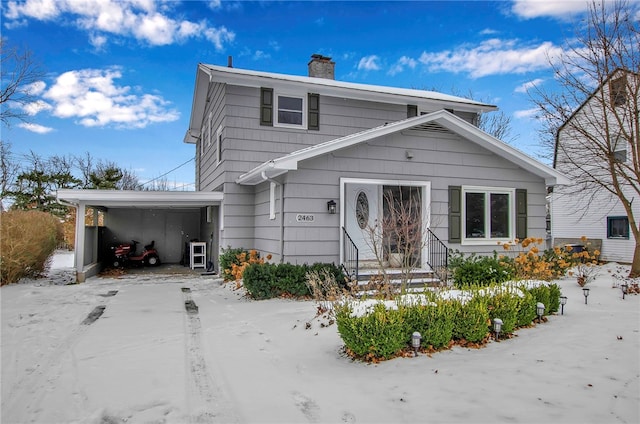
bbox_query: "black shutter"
[308,93,320,130]
[448,186,462,243]
[260,87,273,126]
[516,189,527,239]
[407,104,418,118]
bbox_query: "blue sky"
[3,0,636,190]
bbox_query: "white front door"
[342,179,430,269]
[345,183,380,263]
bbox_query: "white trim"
[340,177,431,267]
[216,125,223,166]
[461,185,515,245]
[269,182,276,220]
[274,91,307,129]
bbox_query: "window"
[462,187,514,242]
[610,76,627,107]
[607,216,629,239]
[216,125,223,165]
[613,134,627,162]
[275,94,306,127]
[260,88,318,130]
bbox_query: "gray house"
[58,55,568,282]
[184,55,568,277]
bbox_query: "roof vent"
[308,54,335,80]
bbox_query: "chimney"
[308,54,335,80]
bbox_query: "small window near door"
[356,191,369,229]
[607,216,629,239]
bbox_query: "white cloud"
[18,122,54,134]
[418,38,563,78]
[41,67,179,129]
[511,0,590,19]
[252,50,270,61]
[480,28,498,35]
[23,100,52,116]
[514,108,539,119]
[358,55,381,71]
[388,56,417,76]
[4,0,235,49]
[515,78,544,93]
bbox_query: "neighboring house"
[550,69,639,263]
[58,54,568,282]
[184,54,568,279]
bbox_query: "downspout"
[261,171,285,263]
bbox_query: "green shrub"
[452,296,490,342]
[486,287,520,334]
[528,285,551,316]
[1,210,62,286]
[273,263,310,297]
[515,289,537,327]
[547,283,561,314]
[402,300,456,349]
[219,247,247,281]
[242,263,276,300]
[335,302,407,360]
[449,250,515,288]
[242,262,341,300]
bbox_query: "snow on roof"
[200,63,497,111]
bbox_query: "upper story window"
[276,95,305,127]
[260,88,319,130]
[613,134,627,162]
[610,75,627,107]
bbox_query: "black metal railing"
[342,227,359,282]
[426,228,448,284]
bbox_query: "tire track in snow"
[181,287,240,423]
[2,292,117,423]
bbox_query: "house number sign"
[296,214,315,222]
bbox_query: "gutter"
[261,171,285,263]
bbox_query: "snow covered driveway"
[2,254,639,423]
[1,277,242,423]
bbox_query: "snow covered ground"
[1,250,639,423]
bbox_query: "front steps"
[348,267,446,293]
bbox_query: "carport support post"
[74,202,86,282]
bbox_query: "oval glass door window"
[356,191,369,229]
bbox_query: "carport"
[56,189,223,282]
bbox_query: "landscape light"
[411,331,421,357]
[560,296,567,315]
[621,284,628,300]
[583,287,590,304]
[493,318,503,341]
[536,302,545,323]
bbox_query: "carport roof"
[56,189,223,208]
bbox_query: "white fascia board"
[56,189,223,208]
[184,64,212,144]
[202,65,496,113]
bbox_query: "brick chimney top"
[308,54,335,80]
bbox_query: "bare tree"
[0,39,45,127]
[530,1,640,275]
[0,140,20,211]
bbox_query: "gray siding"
[194,81,542,266]
[249,128,546,265]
